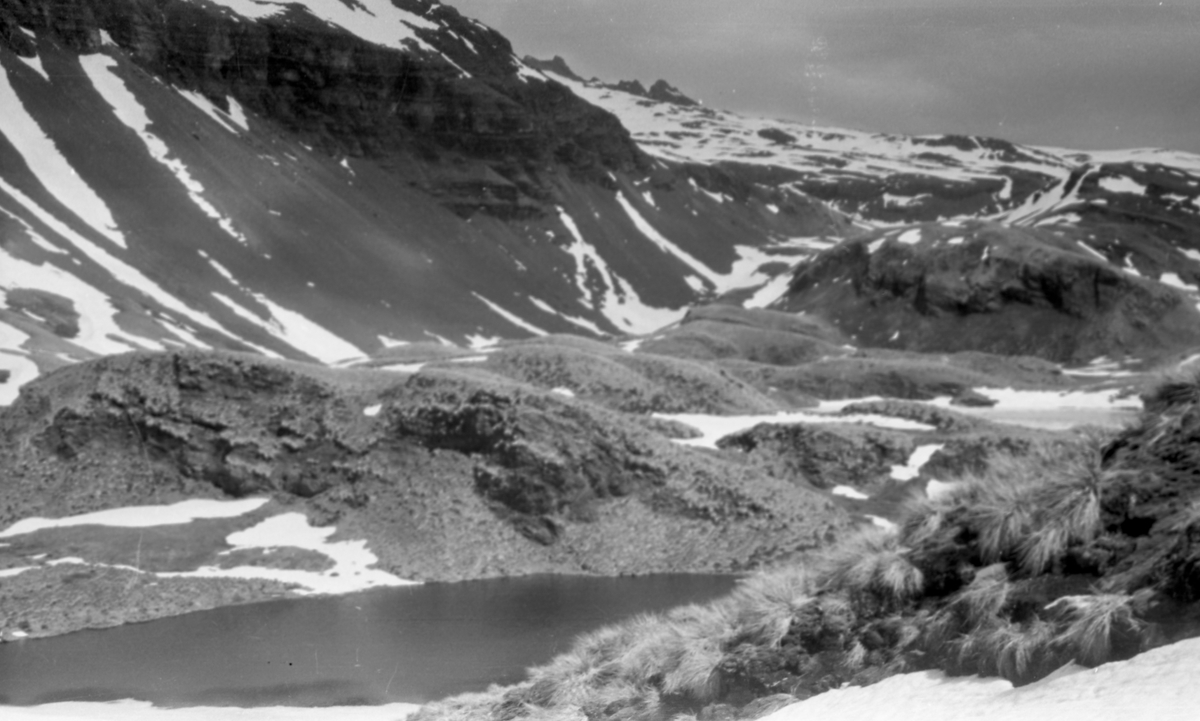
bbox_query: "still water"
[0,574,737,707]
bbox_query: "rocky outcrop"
[0,350,848,581]
[774,222,1200,364]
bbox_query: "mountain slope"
[531,62,1200,366]
[0,0,843,404]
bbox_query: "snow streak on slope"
[616,192,718,290]
[528,296,606,336]
[81,55,249,245]
[557,208,686,334]
[0,176,229,337]
[0,64,128,248]
[176,89,243,134]
[472,292,549,337]
[0,246,162,355]
[247,292,363,363]
[194,251,361,362]
[16,51,50,82]
[615,194,822,298]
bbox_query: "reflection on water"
[0,574,737,707]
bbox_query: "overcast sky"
[449,0,1200,153]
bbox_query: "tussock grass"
[1046,593,1144,666]
[417,372,1200,721]
[816,528,925,603]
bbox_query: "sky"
[448,0,1200,153]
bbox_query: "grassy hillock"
[413,372,1200,721]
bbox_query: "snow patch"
[1098,175,1147,195]
[1076,241,1108,262]
[0,64,128,248]
[16,53,49,82]
[868,515,898,531]
[0,176,232,339]
[176,89,241,135]
[896,228,923,245]
[160,512,415,595]
[0,245,164,356]
[890,444,945,481]
[472,293,549,337]
[654,411,935,449]
[363,404,382,417]
[0,323,39,406]
[529,296,606,336]
[556,208,685,334]
[1160,273,1198,292]
[831,486,869,500]
[743,270,794,309]
[0,498,270,538]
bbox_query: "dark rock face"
[1,0,646,218]
[775,222,1200,364]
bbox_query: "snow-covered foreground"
[0,499,414,594]
[763,637,1200,721]
[1,701,421,721]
